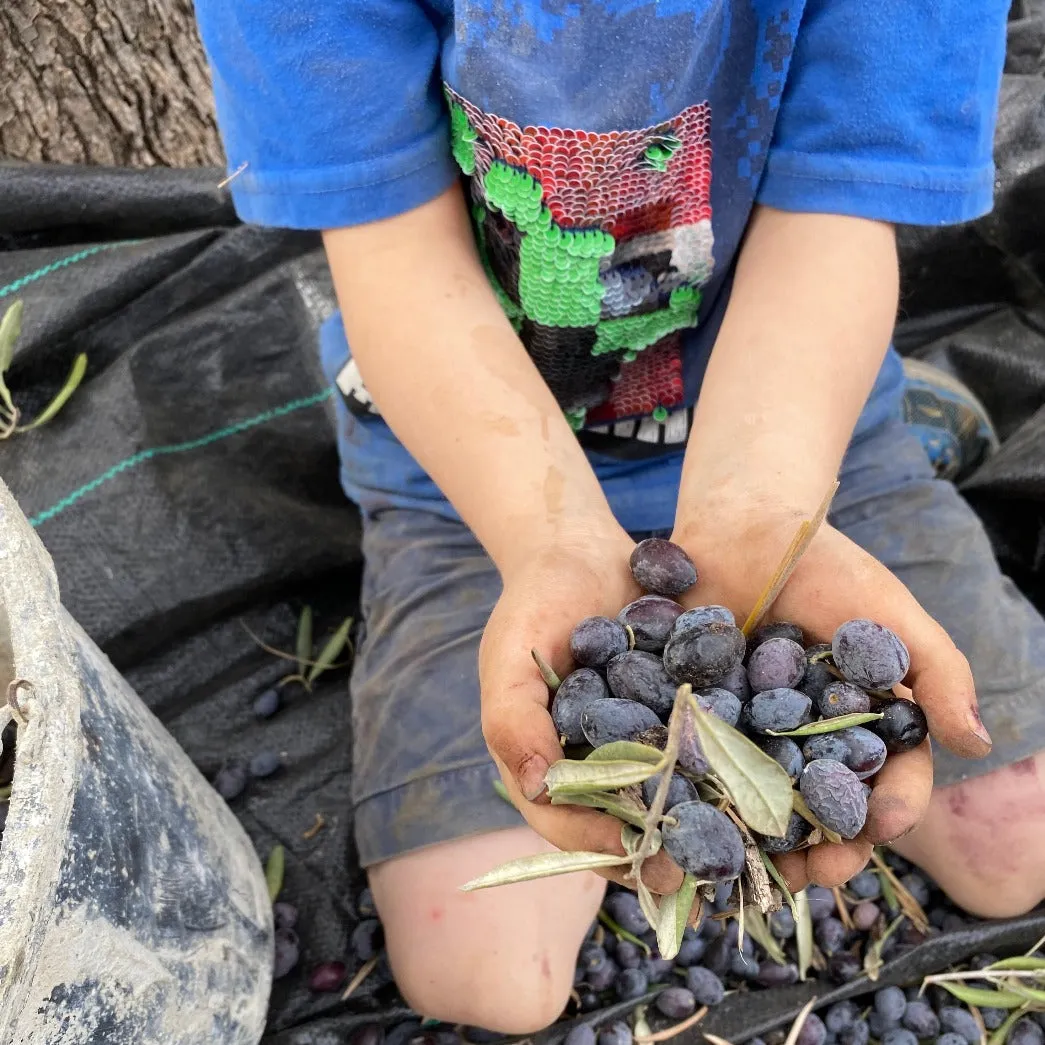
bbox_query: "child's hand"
[673,502,992,893]
[479,527,688,896]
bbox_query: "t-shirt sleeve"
[756,0,1009,226]
[193,1,458,229]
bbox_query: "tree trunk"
[1,0,224,168]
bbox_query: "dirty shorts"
[319,346,1045,869]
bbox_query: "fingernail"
[968,707,993,747]
[519,755,550,801]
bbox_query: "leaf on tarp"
[307,617,354,684]
[550,790,648,829]
[295,606,313,675]
[18,353,87,431]
[743,907,788,966]
[0,300,23,388]
[939,982,1028,1009]
[767,712,884,737]
[460,849,631,892]
[585,741,664,766]
[265,845,285,901]
[795,889,814,982]
[656,874,700,961]
[792,792,843,845]
[546,758,660,795]
[688,699,793,837]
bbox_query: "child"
[194,0,1045,1032]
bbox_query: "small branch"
[832,886,854,931]
[870,849,928,933]
[742,482,838,637]
[341,956,378,1000]
[302,813,326,840]
[634,1006,709,1043]
[783,997,820,1045]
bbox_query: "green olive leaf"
[295,606,313,675]
[265,844,286,902]
[656,873,700,961]
[635,876,661,927]
[585,741,664,766]
[0,301,23,378]
[17,353,87,431]
[598,909,652,957]
[545,758,660,795]
[688,699,793,837]
[761,849,799,922]
[621,822,661,857]
[939,983,1028,1009]
[795,888,814,982]
[992,957,1045,971]
[460,849,631,892]
[550,790,648,829]
[767,712,884,737]
[989,1010,1028,1045]
[864,915,903,982]
[306,616,353,684]
[743,907,788,966]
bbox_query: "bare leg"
[370,826,606,1034]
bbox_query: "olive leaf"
[989,1010,1029,1045]
[460,849,631,892]
[621,822,661,858]
[687,698,793,837]
[545,758,660,795]
[598,909,652,957]
[531,648,561,691]
[0,301,22,416]
[265,844,286,902]
[550,790,648,829]
[792,792,843,845]
[1006,982,1045,1006]
[864,915,903,981]
[743,907,788,966]
[767,712,884,737]
[795,888,814,982]
[17,353,87,431]
[307,617,354,684]
[295,606,313,676]
[993,957,1045,971]
[939,983,1028,1009]
[635,876,661,928]
[656,874,700,961]
[761,849,799,922]
[585,741,664,766]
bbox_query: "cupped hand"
[479,525,687,895]
[672,504,992,893]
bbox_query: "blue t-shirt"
[194,0,1007,522]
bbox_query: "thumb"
[479,621,567,803]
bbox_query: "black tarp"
[0,4,1042,1040]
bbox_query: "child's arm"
[324,187,689,892]
[672,206,990,888]
[322,186,622,580]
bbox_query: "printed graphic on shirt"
[446,85,715,430]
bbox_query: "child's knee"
[370,828,605,1034]
[391,943,574,1035]
[894,753,1045,918]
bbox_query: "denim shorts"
[322,352,1045,869]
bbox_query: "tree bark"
[1,0,224,168]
